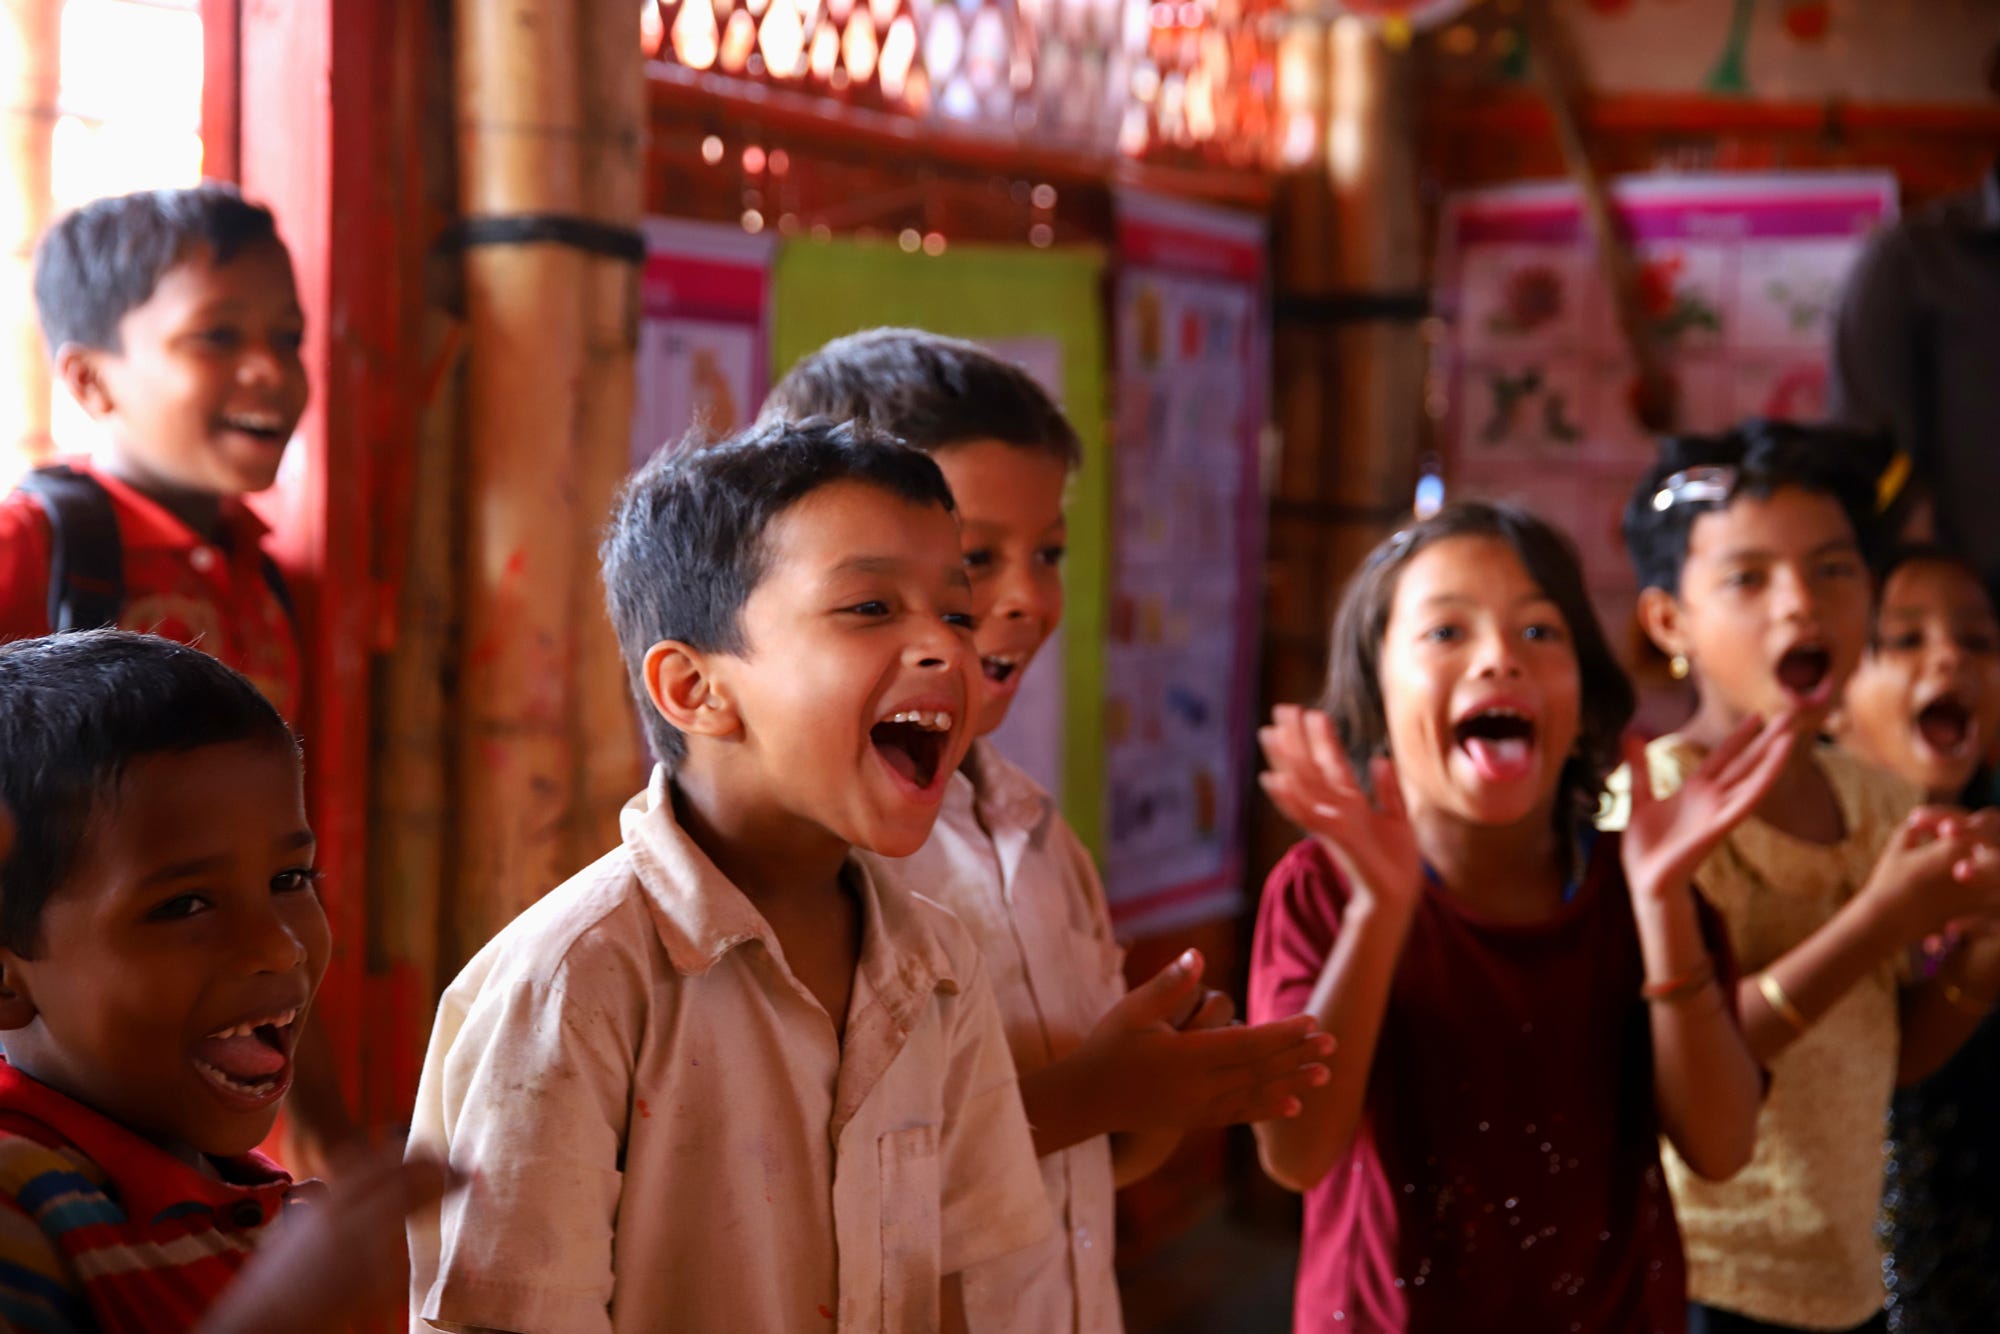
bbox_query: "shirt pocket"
[878,1121,942,1334]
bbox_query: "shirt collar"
[0,1061,291,1228]
[621,767,963,998]
[69,457,271,555]
[959,739,1055,839]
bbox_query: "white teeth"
[884,710,953,732]
[205,1007,299,1041]
[193,1060,279,1096]
[225,414,284,430]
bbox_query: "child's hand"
[1620,711,1796,903]
[200,1141,457,1334]
[1860,807,2000,943]
[1259,705,1422,913]
[1076,949,1334,1133]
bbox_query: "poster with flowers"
[1434,171,1895,726]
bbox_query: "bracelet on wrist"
[1641,954,1716,1005]
[1757,970,1812,1035]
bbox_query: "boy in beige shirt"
[764,331,1334,1334]
[408,420,1051,1333]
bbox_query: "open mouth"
[191,1006,298,1103]
[981,654,1021,686]
[1775,644,1832,699]
[870,709,953,791]
[1916,695,1976,758]
[1453,706,1538,783]
[219,412,292,446]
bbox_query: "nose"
[990,562,1057,632]
[236,337,292,388]
[237,899,309,975]
[1771,564,1817,621]
[906,614,971,674]
[1470,625,1523,679]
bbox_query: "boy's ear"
[52,343,116,420]
[1635,586,1687,662]
[643,641,739,740]
[0,955,39,1032]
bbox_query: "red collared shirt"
[0,1061,311,1332]
[0,459,300,719]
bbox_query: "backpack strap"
[13,466,124,633]
[258,551,296,628]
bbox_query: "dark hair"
[602,417,959,769]
[1320,501,1635,821]
[32,182,284,355]
[0,631,298,956]
[1622,418,1896,595]
[1873,542,1983,592]
[761,328,1082,468]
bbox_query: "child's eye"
[962,549,995,573]
[1881,631,1925,653]
[146,893,210,922]
[1037,545,1068,568]
[1522,623,1567,644]
[272,330,305,356]
[1723,569,1765,590]
[843,601,890,617]
[1423,625,1463,644]
[273,867,323,896]
[1817,559,1861,581]
[943,611,976,630]
[1961,632,1999,655]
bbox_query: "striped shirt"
[0,1062,306,1332]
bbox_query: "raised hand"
[1258,704,1422,912]
[1621,711,1796,904]
[1075,949,1335,1132]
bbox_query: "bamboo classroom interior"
[6,0,2000,1299]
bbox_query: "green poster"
[771,239,1109,858]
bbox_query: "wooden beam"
[3,0,59,473]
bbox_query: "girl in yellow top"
[1620,421,2000,1334]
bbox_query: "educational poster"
[1435,171,1896,730]
[770,240,1110,851]
[631,218,776,468]
[1104,190,1268,934]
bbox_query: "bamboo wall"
[2,0,58,473]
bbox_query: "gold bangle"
[1757,971,1811,1035]
[1942,981,1995,1016]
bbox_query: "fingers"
[1200,1059,1334,1126]
[1369,754,1407,822]
[1180,988,1235,1031]
[1698,711,1767,783]
[1620,732,1655,811]
[1108,949,1206,1031]
[1708,713,1796,819]
[1302,709,1360,798]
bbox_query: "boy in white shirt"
[408,419,1052,1333]
[763,331,1335,1333]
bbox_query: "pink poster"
[631,218,776,468]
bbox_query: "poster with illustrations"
[1435,172,1896,706]
[631,218,776,469]
[1105,190,1268,934]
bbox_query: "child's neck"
[1680,695,1842,844]
[668,766,849,904]
[1414,805,1569,923]
[98,450,224,541]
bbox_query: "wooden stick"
[449,0,588,970]
[1522,0,1677,432]
[2,0,59,472]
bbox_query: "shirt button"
[1076,1225,1091,1250]
[190,547,218,573]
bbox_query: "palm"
[1622,714,1795,902]
[1259,705,1422,904]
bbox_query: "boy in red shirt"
[3,184,347,1161]
[0,631,444,1332]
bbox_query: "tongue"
[1920,712,1970,754]
[875,739,922,786]
[193,1032,286,1081]
[1464,736,1534,783]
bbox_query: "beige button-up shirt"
[860,741,1128,1334]
[408,770,1052,1334]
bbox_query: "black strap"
[12,465,296,633]
[15,465,124,632]
[436,214,647,264]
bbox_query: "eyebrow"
[1416,591,1559,612]
[138,829,316,886]
[1709,537,1860,564]
[828,555,972,591]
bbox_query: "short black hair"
[762,328,1082,468]
[32,182,284,355]
[0,631,298,956]
[1622,418,1897,595]
[602,417,959,769]
[1320,501,1635,823]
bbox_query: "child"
[0,630,445,1331]
[1250,500,1773,1333]
[10,183,350,1164]
[408,420,1055,1332]
[1837,546,2000,1334]
[763,329,1334,1334]
[1621,422,2000,1334]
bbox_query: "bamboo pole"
[566,1,647,870]
[449,0,587,970]
[3,0,59,474]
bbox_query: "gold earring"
[1669,654,1690,681]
